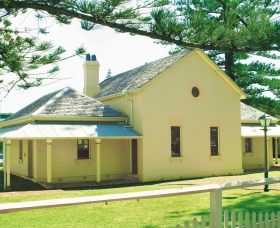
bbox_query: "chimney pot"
[86,53,91,61]
[92,54,97,61]
[83,57,100,97]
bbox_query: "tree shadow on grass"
[182,190,280,227]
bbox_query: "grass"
[1,171,280,227]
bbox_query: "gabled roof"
[3,87,124,124]
[95,51,191,99]
[241,102,278,122]
[95,49,246,100]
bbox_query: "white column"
[209,188,222,228]
[275,137,278,164]
[96,139,101,182]
[6,140,11,190]
[33,140,38,179]
[46,139,52,184]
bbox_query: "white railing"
[176,210,280,228]
[1,177,280,228]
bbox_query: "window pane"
[77,139,89,159]
[171,126,181,157]
[245,138,252,152]
[210,127,219,156]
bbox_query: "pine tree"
[106,69,112,79]
[0,8,85,96]
[1,0,280,114]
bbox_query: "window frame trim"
[210,126,220,156]
[244,138,253,153]
[171,125,183,158]
[77,139,91,160]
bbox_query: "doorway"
[131,139,138,174]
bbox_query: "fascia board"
[194,49,247,100]
[97,88,141,101]
[0,136,143,140]
[241,120,279,124]
[0,116,128,128]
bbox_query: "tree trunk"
[225,51,235,81]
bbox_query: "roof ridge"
[33,87,69,115]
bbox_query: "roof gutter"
[241,120,279,124]
[1,115,128,128]
[97,88,141,101]
[0,136,143,140]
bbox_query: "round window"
[191,87,199,97]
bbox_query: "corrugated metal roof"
[241,123,280,137]
[0,122,141,139]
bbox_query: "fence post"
[209,188,222,228]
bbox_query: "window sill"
[75,158,93,165]
[209,155,222,161]
[244,152,254,157]
[170,157,184,163]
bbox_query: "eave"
[97,88,141,101]
[0,115,128,128]
[195,49,247,100]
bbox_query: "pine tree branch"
[0,1,279,52]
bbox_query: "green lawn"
[1,171,280,228]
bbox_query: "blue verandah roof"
[0,122,142,139]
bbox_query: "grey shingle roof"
[241,102,278,121]
[4,87,124,122]
[4,90,61,122]
[95,51,190,99]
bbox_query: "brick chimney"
[83,54,100,97]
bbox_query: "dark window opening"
[245,138,252,152]
[192,87,199,97]
[77,139,89,159]
[171,126,181,157]
[210,127,219,156]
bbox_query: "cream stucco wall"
[10,140,29,177]
[10,139,131,183]
[111,52,243,182]
[242,137,274,169]
[102,52,244,182]
[102,93,144,179]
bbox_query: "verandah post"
[96,139,101,182]
[46,139,52,188]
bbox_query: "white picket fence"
[176,210,280,228]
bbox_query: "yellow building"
[1,49,279,189]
